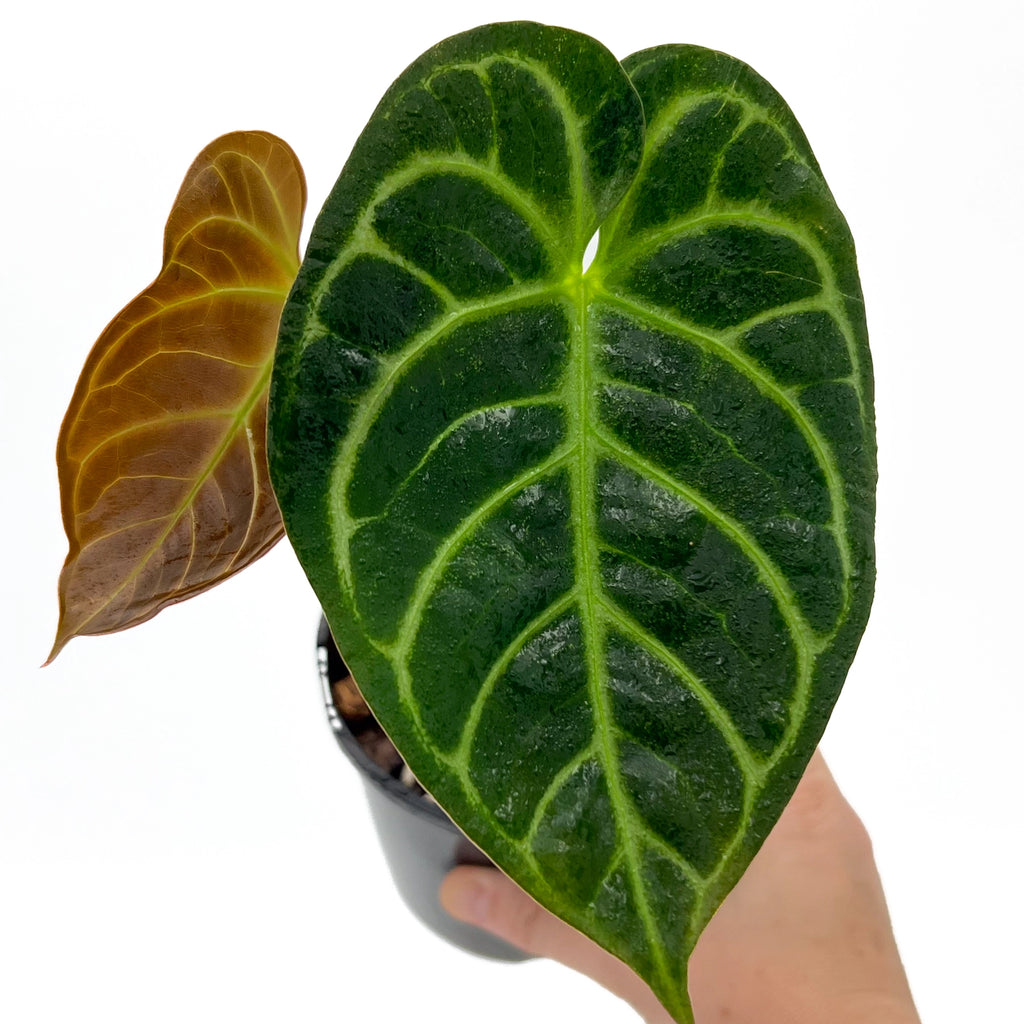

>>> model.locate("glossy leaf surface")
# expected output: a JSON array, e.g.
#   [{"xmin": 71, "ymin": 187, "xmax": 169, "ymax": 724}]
[
  {"xmin": 50, "ymin": 131, "xmax": 306, "ymax": 661},
  {"xmin": 269, "ymin": 25, "xmax": 874, "ymax": 1023}
]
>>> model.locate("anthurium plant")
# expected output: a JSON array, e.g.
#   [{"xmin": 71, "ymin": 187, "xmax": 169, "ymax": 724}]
[{"xmin": 49, "ymin": 23, "xmax": 874, "ymax": 1024}]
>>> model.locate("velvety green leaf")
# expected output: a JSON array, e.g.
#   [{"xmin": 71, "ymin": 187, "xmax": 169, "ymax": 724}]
[
  {"xmin": 269, "ymin": 25, "xmax": 874, "ymax": 1023},
  {"xmin": 49, "ymin": 131, "xmax": 306, "ymax": 662}
]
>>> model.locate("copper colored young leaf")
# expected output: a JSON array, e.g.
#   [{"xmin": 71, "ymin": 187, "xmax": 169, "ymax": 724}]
[{"xmin": 49, "ymin": 131, "xmax": 306, "ymax": 661}]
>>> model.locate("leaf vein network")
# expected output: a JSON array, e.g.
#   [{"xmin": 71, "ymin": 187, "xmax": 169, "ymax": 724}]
[
  {"xmin": 596, "ymin": 378, "xmax": 798, "ymax": 512},
  {"xmin": 595, "ymin": 539, "xmax": 768, "ymax": 679},
  {"xmin": 592, "ymin": 424, "xmax": 814, "ymax": 649},
  {"xmin": 327, "ymin": 284, "xmax": 563, "ymax": 586},
  {"xmin": 597, "ymin": 291, "xmax": 852, "ymax": 596},
  {"xmin": 450, "ymin": 589, "xmax": 578, "ymax": 765},
  {"xmin": 215, "ymin": 146, "xmax": 296, "ymax": 243},
  {"xmin": 170, "ymin": 214, "xmax": 298, "ymax": 274},
  {"xmin": 75, "ymin": 410, "xmax": 238, "ymax": 470},
  {"xmin": 597, "ymin": 596, "xmax": 763, "ymax": 785},
  {"xmin": 386, "ymin": 445, "xmax": 574, "ymax": 678},
  {"xmin": 87, "ymin": 287, "xmax": 286, "ymax": 384},
  {"xmin": 71, "ymin": 358, "xmax": 275, "ymax": 627},
  {"xmin": 309, "ymin": 153, "xmax": 563, "ymax": 322}
]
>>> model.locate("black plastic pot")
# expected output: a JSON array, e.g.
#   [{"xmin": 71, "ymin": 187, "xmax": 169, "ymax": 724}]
[{"xmin": 317, "ymin": 618, "xmax": 532, "ymax": 962}]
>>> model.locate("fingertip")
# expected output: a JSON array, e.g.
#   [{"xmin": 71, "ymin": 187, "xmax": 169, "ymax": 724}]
[{"xmin": 439, "ymin": 866, "xmax": 494, "ymax": 926}]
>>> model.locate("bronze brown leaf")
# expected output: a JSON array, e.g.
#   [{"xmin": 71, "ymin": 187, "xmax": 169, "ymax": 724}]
[{"xmin": 48, "ymin": 131, "xmax": 306, "ymax": 662}]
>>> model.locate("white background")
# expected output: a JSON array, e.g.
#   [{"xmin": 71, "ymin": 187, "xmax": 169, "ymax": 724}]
[{"xmin": 3, "ymin": 1, "xmax": 1020, "ymax": 1021}]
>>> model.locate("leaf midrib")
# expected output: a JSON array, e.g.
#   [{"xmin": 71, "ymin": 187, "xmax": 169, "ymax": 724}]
[{"xmin": 570, "ymin": 273, "xmax": 677, "ymax": 997}]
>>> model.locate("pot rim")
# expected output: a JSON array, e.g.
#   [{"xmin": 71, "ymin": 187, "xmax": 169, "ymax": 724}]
[{"xmin": 317, "ymin": 616, "xmax": 457, "ymax": 830}]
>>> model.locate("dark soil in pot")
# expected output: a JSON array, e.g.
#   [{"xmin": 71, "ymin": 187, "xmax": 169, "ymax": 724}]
[{"xmin": 317, "ymin": 617, "xmax": 532, "ymax": 962}]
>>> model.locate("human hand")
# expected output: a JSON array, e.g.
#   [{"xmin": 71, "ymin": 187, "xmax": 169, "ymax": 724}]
[{"xmin": 440, "ymin": 751, "xmax": 920, "ymax": 1024}]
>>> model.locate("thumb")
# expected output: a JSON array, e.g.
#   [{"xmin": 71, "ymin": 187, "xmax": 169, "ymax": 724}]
[{"xmin": 439, "ymin": 866, "xmax": 673, "ymax": 1023}]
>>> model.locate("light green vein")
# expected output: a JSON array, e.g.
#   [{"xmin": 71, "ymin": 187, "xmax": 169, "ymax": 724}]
[
  {"xmin": 418, "ymin": 58, "xmax": 503, "ymax": 173},
  {"xmin": 451, "ymin": 590, "xmax": 578, "ymax": 766},
  {"xmin": 597, "ymin": 90, "xmax": 717, "ymax": 247},
  {"xmin": 599, "ymin": 88, "xmax": 796, "ymax": 252},
  {"xmin": 521, "ymin": 742, "xmax": 598, "ymax": 870},
  {"xmin": 591, "ymin": 427, "xmax": 818, "ymax": 926},
  {"xmin": 353, "ymin": 233, "xmax": 460, "ymax": 311},
  {"xmin": 597, "ymin": 597, "xmax": 764, "ymax": 787},
  {"xmin": 596, "ymin": 207, "xmax": 819, "ymax": 284},
  {"xmin": 351, "ymin": 397, "xmax": 563, "ymax": 532},
  {"xmin": 592, "ymin": 423, "xmax": 818, "ymax": 663},
  {"xmin": 568, "ymin": 274, "xmax": 675, "ymax": 998},
  {"xmin": 326, "ymin": 282, "xmax": 563, "ymax": 591},
  {"xmin": 594, "ymin": 206, "xmax": 866, "ymax": 421},
  {"xmin": 706, "ymin": 107, "xmax": 757, "ymax": 195},
  {"xmin": 500, "ymin": 54, "xmax": 588, "ymax": 249},
  {"xmin": 372, "ymin": 155, "xmax": 561, "ymax": 253},
  {"xmin": 592, "ymin": 847, "xmax": 627, "ymax": 895},
  {"xmin": 596, "ymin": 290, "xmax": 853, "ymax": 606},
  {"xmin": 719, "ymin": 294, "xmax": 841, "ymax": 341},
  {"xmin": 597, "ymin": 540, "xmax": 770, "ymax": 680},
  {"xmin": 597, "ymin": 379, "xmax": 797, "ymax": 515},
  {"xmin": 432, "ymin": 52, "xmax": 591, "ymax": 249},
  {"xmin": 315, "ymin": 47, "xmax": 598, "ymax": 599},
  {"xmin": 384, "ymin": 444, "xmax": 574, "ymax": 699},
  {"xmin": 410, "ymin": 743, "xmax": 529, "ymax": 858},
  {"xmin": 307, "ymin": 153, "xmax": 564, "ymax": 327},
  {"xmin": 642, "ymin": 832, "xmax": 704, "ymax": 892},
  {"xmin": 588, "ymin": 70, "xmax": 866, "ymax": 427}
]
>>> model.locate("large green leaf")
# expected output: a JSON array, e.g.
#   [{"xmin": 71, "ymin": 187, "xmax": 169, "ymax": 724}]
[{"xmin": 269, "ymin": 23, "xmax": 874, "ymax": 1023}]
